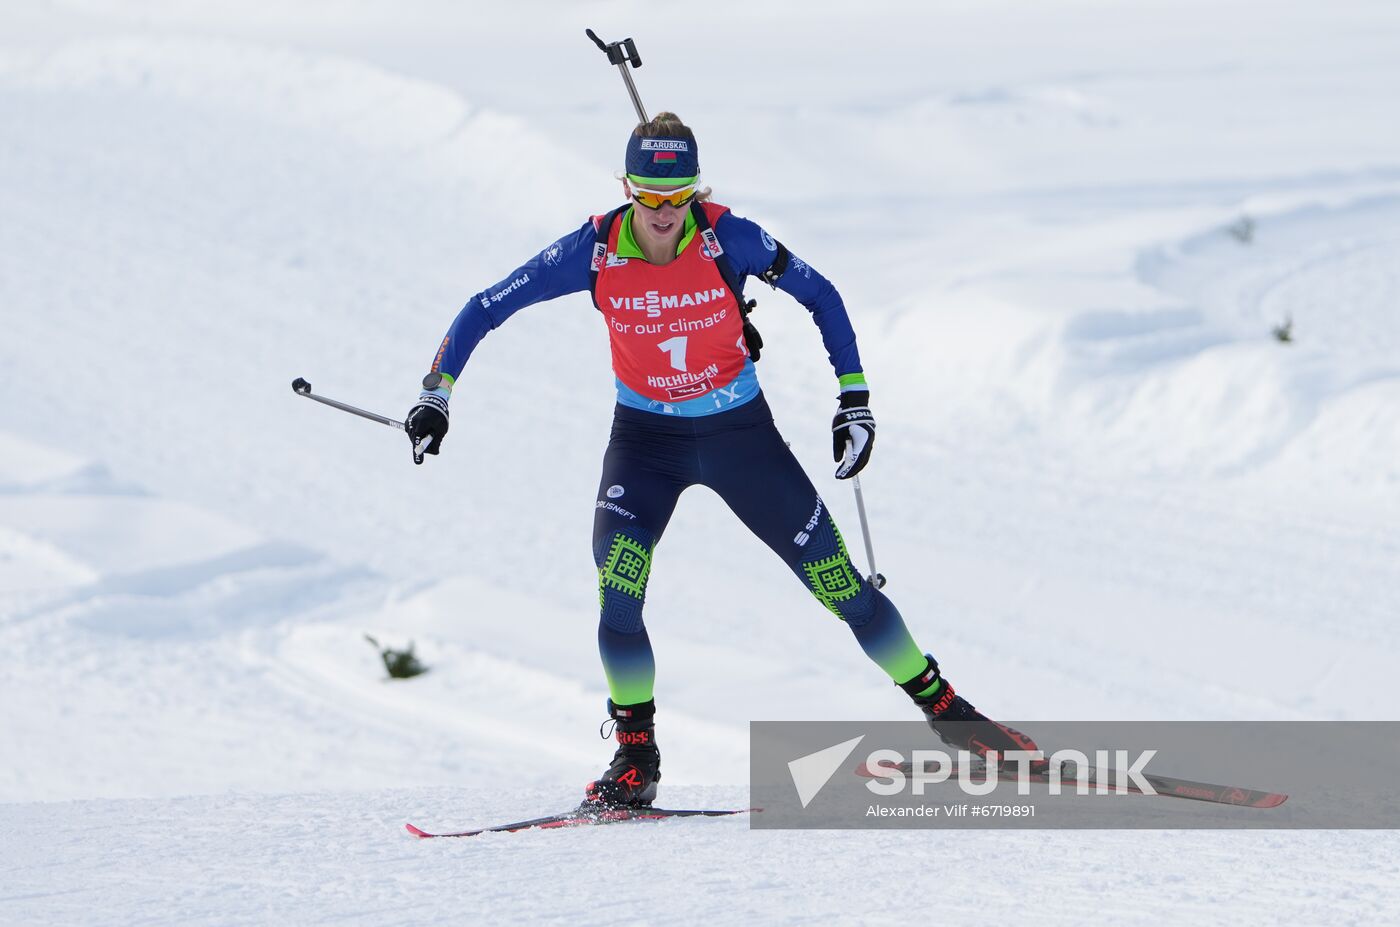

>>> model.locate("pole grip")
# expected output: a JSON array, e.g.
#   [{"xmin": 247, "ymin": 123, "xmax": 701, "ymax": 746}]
[
  {"xmin": 586, "ymin": 28, "xmax": 649, "ymax": 124},
  {"xmin": 291, "ymin": 377, "xmax": 406, "ymax": 431},
  {"xmin": 412, "ymin": 434, "xmax": 435, "ymax": 465}
]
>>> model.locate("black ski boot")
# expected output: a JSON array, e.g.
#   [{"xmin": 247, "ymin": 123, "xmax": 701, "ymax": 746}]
[
  {"xmin": 901, "ymin": 656, "xmax": 1040, "ymax": 763},
  {"xmin": 585, "ymin": 699, "xmax": 661, "ymax": 807}
]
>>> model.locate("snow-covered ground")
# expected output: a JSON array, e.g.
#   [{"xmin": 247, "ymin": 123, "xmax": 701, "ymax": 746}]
[{"xmin": 3, "ymin": 1, "xmax": 1399, "ymax": 923}]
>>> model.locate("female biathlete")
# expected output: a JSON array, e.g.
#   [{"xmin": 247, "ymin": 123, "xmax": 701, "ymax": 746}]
[{"xmin": 406, "ymin": 113, "xmax": 1035, "ymax": 807}]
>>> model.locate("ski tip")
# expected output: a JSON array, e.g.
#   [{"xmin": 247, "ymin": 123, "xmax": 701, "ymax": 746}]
[
  {"xmin": 1254, "ymin": 793, "xmax": 1289, "ymax": 809},
  {"xmin": 405, "ymin": 823, "xmax": 433, "ymax": 838},
  {"xmin": 853, "ymin": 761, "xmax": 908, "ymax": 779}
]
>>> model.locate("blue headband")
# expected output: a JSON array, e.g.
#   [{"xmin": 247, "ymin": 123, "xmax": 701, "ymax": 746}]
[{"xmin": 625, "ymin": 133, "xmax": 700, "ymax": 181}]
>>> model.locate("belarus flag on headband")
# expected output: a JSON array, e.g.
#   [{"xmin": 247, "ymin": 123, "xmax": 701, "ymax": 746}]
[{"xmin": 653, "ymin": 151, "xmax": 677, "ymax": 163}]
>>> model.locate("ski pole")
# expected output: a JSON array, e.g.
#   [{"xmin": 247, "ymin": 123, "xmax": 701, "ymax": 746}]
[
  {"xmin": 290, "ymin": 377, "xmax": 433, "ymax": 457},
  {"xmin": 850, "ymin": 473, "xmax": 887, "ymax": 590},
  {"xmin": 585, "ymin": 28, "xmax": 649, "ymax": 124}
]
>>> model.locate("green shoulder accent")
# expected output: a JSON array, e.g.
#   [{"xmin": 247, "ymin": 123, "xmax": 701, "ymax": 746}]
[
  {"xmin": 616, "ymin": 206, "xmax": 643, "ymax": 258},
  {"xmin": 676, "ymin": 211, "xmax": 699, "ymax": 254},
  {"xmin": 676, "ymin": 210, "xmax": 699, "ymax": 255},
  {"xmin": 616, "ymin": 206, "xmax": 699, "ymax": 261}
]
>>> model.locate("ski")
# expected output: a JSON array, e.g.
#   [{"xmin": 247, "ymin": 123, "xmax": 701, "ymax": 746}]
[
  {"xmin": 856, "ymin": 761, "xmax": 1287, "ymax": 808},
  {"xmin": 406, "ymin": 804, "xmax": 757, "ymax": 838}
]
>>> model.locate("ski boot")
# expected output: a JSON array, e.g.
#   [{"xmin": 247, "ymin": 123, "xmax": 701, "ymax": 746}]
[
  {"xmin": 901, "ymin": 656, "xmax": 1040, "ymax": 764},
  {"xmin": 585, "ymin": 699, "xmax": 661, "ymax": 807}
]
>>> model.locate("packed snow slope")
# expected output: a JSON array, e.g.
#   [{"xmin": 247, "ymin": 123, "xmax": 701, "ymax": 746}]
[{"xmin": 3, "ymin": 1, "xmax": 1400, "ymax": 923}]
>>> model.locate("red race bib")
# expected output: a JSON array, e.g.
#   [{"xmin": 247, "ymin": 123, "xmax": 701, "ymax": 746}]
[{"xmin": 594, "ymin": 203, "xmax": 749, "ymax": 403}]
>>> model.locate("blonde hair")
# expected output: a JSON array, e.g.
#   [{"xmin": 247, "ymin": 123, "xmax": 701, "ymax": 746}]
[{"xmin": 633, "ymin": 111, "xmax": 712, "ymax": 202}]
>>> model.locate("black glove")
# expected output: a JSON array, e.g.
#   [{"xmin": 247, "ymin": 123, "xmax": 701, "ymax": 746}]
[
  {"xmin": 406, "ymin": 374, "xmax": 450, "ymax": 465},
  {"xmin": 831, "ymin": 389, "xmax": 876, "ymax": 479}
]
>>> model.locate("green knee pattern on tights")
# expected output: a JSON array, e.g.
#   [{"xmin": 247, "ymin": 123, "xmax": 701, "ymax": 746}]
[
  {"xmin": 802, "ymin": 524, "xmax": 862, "ymax": 618},
  {"xmin": 599, "ymin": 534, "xmax": 652, "ymax": 605}
]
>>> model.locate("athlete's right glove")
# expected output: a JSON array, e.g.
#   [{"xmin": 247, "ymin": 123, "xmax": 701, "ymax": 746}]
[
  {"xmin": 832, "ymin": 389, "xmax": 876, "ymax": 479},
  {"xmin": 406, "ymin": 373, "xmax": 451, "ymax": 465}
]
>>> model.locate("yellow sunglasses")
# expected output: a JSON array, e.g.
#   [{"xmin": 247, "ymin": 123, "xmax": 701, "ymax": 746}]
[{"xmin": 628, "ymin": 177, "xmax": 699, "ymax": 210}]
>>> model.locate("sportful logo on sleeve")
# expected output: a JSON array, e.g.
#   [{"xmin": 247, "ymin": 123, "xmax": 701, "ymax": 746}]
[{"xmin": 480, "ymin": 274, "xmax": 530, "ymax": 308}]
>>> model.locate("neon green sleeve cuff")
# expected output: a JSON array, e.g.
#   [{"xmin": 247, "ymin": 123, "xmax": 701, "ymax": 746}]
[{"xmin": 838, "ymin": 373, "xmax": 868, "ymax": 392}]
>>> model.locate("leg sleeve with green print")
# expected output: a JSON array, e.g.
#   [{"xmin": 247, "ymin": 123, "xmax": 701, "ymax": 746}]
[
  {"xmin": 592, "ymin": 414, "xmax": 686, "ymax": 708},
  {"xmin": 594, "ymin": 524, "xmax": 666, "ymax": 706},
  {"xmin": 693, "ymin": 404, "xmax": 930, "ymax": 687},
  {"xmin": 592, "ymin": 397, "xmax": 933, "ymax": 707}
]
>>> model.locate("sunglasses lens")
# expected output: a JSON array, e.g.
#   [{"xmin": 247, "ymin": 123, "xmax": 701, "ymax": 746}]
[{"xmin": 632, "ymin": 185, "xmax": 696, "ymax": 209}]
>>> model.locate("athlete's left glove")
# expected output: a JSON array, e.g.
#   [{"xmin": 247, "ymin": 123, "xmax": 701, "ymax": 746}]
[
  {"xmin": 406, "ymin": 372, "xmax": 451, "ymax": 465},
  {"xmin": 832, "ymin": 390, "xmax": 876, "ymax": 479}
]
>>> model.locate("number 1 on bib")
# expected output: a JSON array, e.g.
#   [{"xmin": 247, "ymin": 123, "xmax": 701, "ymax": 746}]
[{"xmin": 657, "ymin": 335, "xmax": 689, "ymax": 372}]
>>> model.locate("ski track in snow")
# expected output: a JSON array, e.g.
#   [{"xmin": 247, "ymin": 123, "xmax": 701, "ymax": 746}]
[
  {"xmin": 3, "ymin": 789, "xmax": 1399, "ymax": 926},
  {"xmin": 4, "ymin": 1, "xmax": 1400, "ymax": 922}
]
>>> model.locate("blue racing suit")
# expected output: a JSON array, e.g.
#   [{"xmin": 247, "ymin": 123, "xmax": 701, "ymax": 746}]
[{"xmin": 430, "ymin": 205, "xmax": 931, "ymax": 706}]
